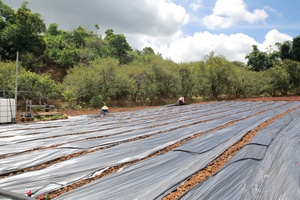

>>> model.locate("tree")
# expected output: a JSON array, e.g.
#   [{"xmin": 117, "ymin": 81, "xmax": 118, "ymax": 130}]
[
  {"xmin": 205, "ymin": 55, "xmax": 232, "ymax": 99},
  {"xmin": 95, "ymin": 24, "xmax": 100, "ymax": 35},
  {"xmin": 245, "ymin": 45, "xmax": 272, "ymax": 71},
  {"xmin": 178, "ymin": 64, "xmax": 195, "ymax": 99},
  {"xmin": 276, "ymin": 41, "xmax": 292, "ymax": 60},
  {"xmin": 292, "ymin": 36, "xmax": 300, "ymax": 62},
  {"xmin": 192, "ymin": 61, "xmax": 210, "ymax": 98},
  {"xmin": 20, "ymin": 52, "xmax": 44, "ymax": 74},
  {"xmin": 72, "ymin": 26, "xmax": 89, "ymax": 48},
  {"xmin": 142, "ymin": 47, "xmax": 155, "ymax": 55},
  {"xmin": 46, "ymin": 23, "xmax": 59, "ymax": 36},
  {"xmin": 283, "ymin": 59, "xmax": 300, "ymax": 94},
  {"xmin": 0, "ymin": 1, "xmax": 46, "ymax": 61},
  {"xmin": 227, "ymin": 66, "xmax": 249, "ymax": 98},
  {"xmin": 152, "ymin": 64, "xmax": 178, "ymax": 98},
  {"xmin": 104, "ymin": 29, "xmax": 132, "ymax": 64},
  {"xmin": 62, "ymin": 58, "xmax": 124, "ymax": 103},
  {"xmin": 266, "ymin": 66, "xmax": 290, "ymax": 96},
  {"xmin": 0, "ymin": 61, "xmax": 22, "ymax": 91}
]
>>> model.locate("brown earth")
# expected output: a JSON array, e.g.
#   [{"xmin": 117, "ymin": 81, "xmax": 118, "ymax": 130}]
[
  {"xmin": 60, "ymin": 106, "xmax": 156, "ymax": 117},
  {"xmin": 62, "ymin": 96, "xmax": 300, "ymax": 116},
  {"xmin": 44, "ymin": 96, "xmax": 300, "ymax": 116},
  {"xmin": 16, "ymin": 96, "xmax": 300, "ymax": 120}
]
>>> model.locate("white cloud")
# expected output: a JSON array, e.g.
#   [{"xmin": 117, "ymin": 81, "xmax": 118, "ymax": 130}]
[
  {"xmin": 154, "ymin": 31, "xmax": 257, "ymax": 63},
  {"xmin": 190, "ymin": 0, "xmax": 203, "ymax": 11},
  {"xmin": 264, "ymin": 6, "xmax": 283, "ymax": 19},
  {"xmin": 3, "ymin": 0, "xmax": 189, "ymax": 36},
  {"xmin": 203, "ymin": 0, "xmax": 268, "ymax": 29},
  {"xmin": 132, "ymin": 29, "xmax": 293, "ymax": 64},
  {"xmin": 258, "ymin": 29, "xmax": 293, "ymax": 52}
]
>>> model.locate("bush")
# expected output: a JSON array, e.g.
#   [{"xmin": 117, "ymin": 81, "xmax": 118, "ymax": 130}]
[{"xmin": 90, "ymin": 95, "xmax": 105, "ymax": 108}]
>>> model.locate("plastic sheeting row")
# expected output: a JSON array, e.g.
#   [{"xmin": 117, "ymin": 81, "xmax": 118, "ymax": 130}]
[{"xmin": 0, "ymin": 101, "xmax": 298, "ymax": 199}]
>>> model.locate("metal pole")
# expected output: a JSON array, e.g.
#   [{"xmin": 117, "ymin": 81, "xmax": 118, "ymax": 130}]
[{"xmin": 14, "ymin": 52, "xmax": 19, "ymax": 123}]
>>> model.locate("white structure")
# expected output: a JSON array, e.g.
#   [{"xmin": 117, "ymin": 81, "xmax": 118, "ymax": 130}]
[{"xmin": 0, "ymin": 98, "xmax": 16, "ymax": 124}]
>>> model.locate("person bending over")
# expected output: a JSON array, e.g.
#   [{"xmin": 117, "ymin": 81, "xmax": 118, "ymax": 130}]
[
  {"xmin": 100, "ymin": 105, "xmax": 109, "ymax": 117},
  {"xmin": 177, "ymin": 96, "xmax": 185, "ymax": 105}
]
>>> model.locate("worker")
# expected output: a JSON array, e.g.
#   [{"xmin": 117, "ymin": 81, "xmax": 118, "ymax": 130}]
[
  {"xmin": 177, "ymin": 96, "xmax": 185, "ymax": 105},
  {"xmin": 100, "ymin": 105, "xmax": 109, "ymax": 117}
]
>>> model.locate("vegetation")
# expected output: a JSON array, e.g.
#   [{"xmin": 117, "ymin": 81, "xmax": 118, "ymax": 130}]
[{"xmin": 1, "ymin": 1, "xmax": 300, "ymax": 110}]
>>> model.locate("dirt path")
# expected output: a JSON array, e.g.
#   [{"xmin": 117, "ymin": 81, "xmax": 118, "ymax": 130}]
[{"xmin": 61, "ymin": 96, "xmax": 300, "ymax": 117}]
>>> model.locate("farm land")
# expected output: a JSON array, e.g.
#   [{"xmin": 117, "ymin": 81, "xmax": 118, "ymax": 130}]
[{"xmin": 1, "ymin": 96, "xmax": 300, "ymax": 199}]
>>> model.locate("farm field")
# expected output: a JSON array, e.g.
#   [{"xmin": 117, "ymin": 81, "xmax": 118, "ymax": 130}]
[{"xmin": 1, "ymin": 99, "xmax": 300, "ymax": 200}]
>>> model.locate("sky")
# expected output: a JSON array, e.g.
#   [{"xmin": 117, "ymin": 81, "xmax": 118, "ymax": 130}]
[{"xmin": 2, "ymin": 0, "xmax": 299, "ymax": 63}]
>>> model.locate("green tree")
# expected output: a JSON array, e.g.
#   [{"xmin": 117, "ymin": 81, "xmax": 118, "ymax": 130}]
[
  {"xmin": 276, "ymin": 41, "xmax": 292, "ymax": 60},
  {"xmin": 283, "ymin": 59, "xmax": 300, "ymax": 94},
  {"xmin": 72, "ymin": 26, "xmax": 89, "ymax": 48},
  {"xmin": 104, "ymin": 29, "xmax": 132, "ymax": 64},
  {"xmin": 0, "ymin": 61, "xmax": 22, "ymax": 91},
  {"xmin": 46, "ymin": 23, "xmax": 59, "ymax": 36},
  {"xmin": 205, "ymin": 55, "xmax": 232, "ymax": 99},
  {"xmin": 245, "ymin": 45, "xmax": 272, "ymax": 71},
  {"xmin": 152, "ymin": 65, "xmax": 178, "ymax": 98},
  {"xmin": 142, "ymin": 47, "xmax": 155, "ymax": 55},
  {"xmin": 266, "ymin": 65, "xmax": 290, "ymax": 96},
  {"xmin": 193, "ymin": 61, "xmax": 210, "ymax": 98},
  {"xmin": 90, "ymin": 94, "xmax": 104, "ymax": 108},
  {"xmin": 0, "ymin": 1, "xmax": 46, "ymax": 61},
  {"xmin": 18, "ymin": 71, "xmax": 60, "ymax": 100},
  {"xmin": 178, "ymin": 64, "xmax": 195, "ymax": 99},
  {"xmin": 95, "ymin": 24, "xmax": 100, "ymax": 35},
  {"xmin": 248, "ymin": 71, "xmax": 270, "ymax": 97},
  {"xmin": 20, "ymin": 52, "xmax": 44, "ymax": 74},
  {"xmin": 62, "ymin": 58, "xmax": 123, "ymax": 103},
  {"xmin": 292, "ymin": 36, "xmax": 300, "ymax": 62},
  {"xmin": 43, "ymin": 27, "xmax": 81, "ymax": 69},
  {"xmin": 227, "ymin": 65, "xmax": 251, "ymax": 98}
]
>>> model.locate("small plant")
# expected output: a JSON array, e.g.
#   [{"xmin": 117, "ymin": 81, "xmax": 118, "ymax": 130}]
[
  {"xmin": 62, "ymin": 114, "xmax": 68, "ymax": 119},
  {"xmin": 90, "ymin": 95, "xmax": 105, "ymax": 108},
  {"xmin": 145, "ymin": 97, "xmax": 151, "ymax": 106},
  {"xmin": 73, "ymin": 104, "xmax": 82, "ymax": 110},
  {"xmin": 32, "ymin": 105, "xmax": 46, "ymax": 112},
  {"xmin": 51, "ymin": 115, "xmax": 61, "ymax": 120}
]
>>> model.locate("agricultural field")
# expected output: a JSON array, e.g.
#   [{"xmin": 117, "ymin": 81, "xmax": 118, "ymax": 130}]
[{"xmin": 0, "ymin": 99, "xmax": 300, "ymax": 200}]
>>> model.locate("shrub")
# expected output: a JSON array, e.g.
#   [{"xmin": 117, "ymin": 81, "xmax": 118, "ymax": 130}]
[{"xmin": 90, "ymin": 95, "xmax": 105, "ymax": 108}]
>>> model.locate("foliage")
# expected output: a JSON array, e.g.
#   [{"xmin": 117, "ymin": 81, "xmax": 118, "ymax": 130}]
[
  {"xmin": 20, "ymin": 52, "xmax": 43, "ymax": 73},
  {"xmin": 204, "ymin": 55, "xmax": 232, "ymax": 99},
  {"xmin": 104, "ymin": 29, "xmax": 133, "ymax": 64},
  {"xmin": 90, "ymin": 95, "xmax": 105, "ymax": 108},
  {"xmin": 245, "ymin": 45, "xmax": 273, "ymax": 71},
  {"xmin": 62, "ymin": 58, "xmax": 123, "ymax": 103},
  {"xmin": 177, "ymin": 63, "xmax": 195, "ymax": 98},
  {"xmin": 276, "ymin": 41, "xmax": 293, "ymax": 60},
  {"xmin": 227, "ymin": 65, "xmax": 251, "ymax": 98},
  {"xmin": 292, "ymin": 36, "xmax": 300, "ymax": 62},
  {"xmin": 283, "ymin": 59, "xmax": 300, "ymax": 94},
  {"xmin": 0, "ymin": 61, "xmax": 59, "ymax": 100},
  {"xmin": 0, "ymin": 61, "xmax": 23, "ymax": 93},
  {"xmin": 0, "ymin": 1, "xmax": 46, "ymax": 61},
  {"xmin": 18, "ymin": 71, "xmax": 60, "ymax": 100},
  {"xmin": 266, "ymin": 65, "xmax": 290, "ymax": 96}
]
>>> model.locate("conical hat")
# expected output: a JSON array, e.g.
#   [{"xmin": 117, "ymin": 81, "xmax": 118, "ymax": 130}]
[{"xmin": 102, "ymin": 106, "xmax": 108, "ymax": 110}]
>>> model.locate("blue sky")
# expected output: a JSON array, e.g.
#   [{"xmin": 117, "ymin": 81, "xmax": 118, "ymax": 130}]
[{"xmin": 2, "ymin": 0, "xmax": 299, "ymax": 63}]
